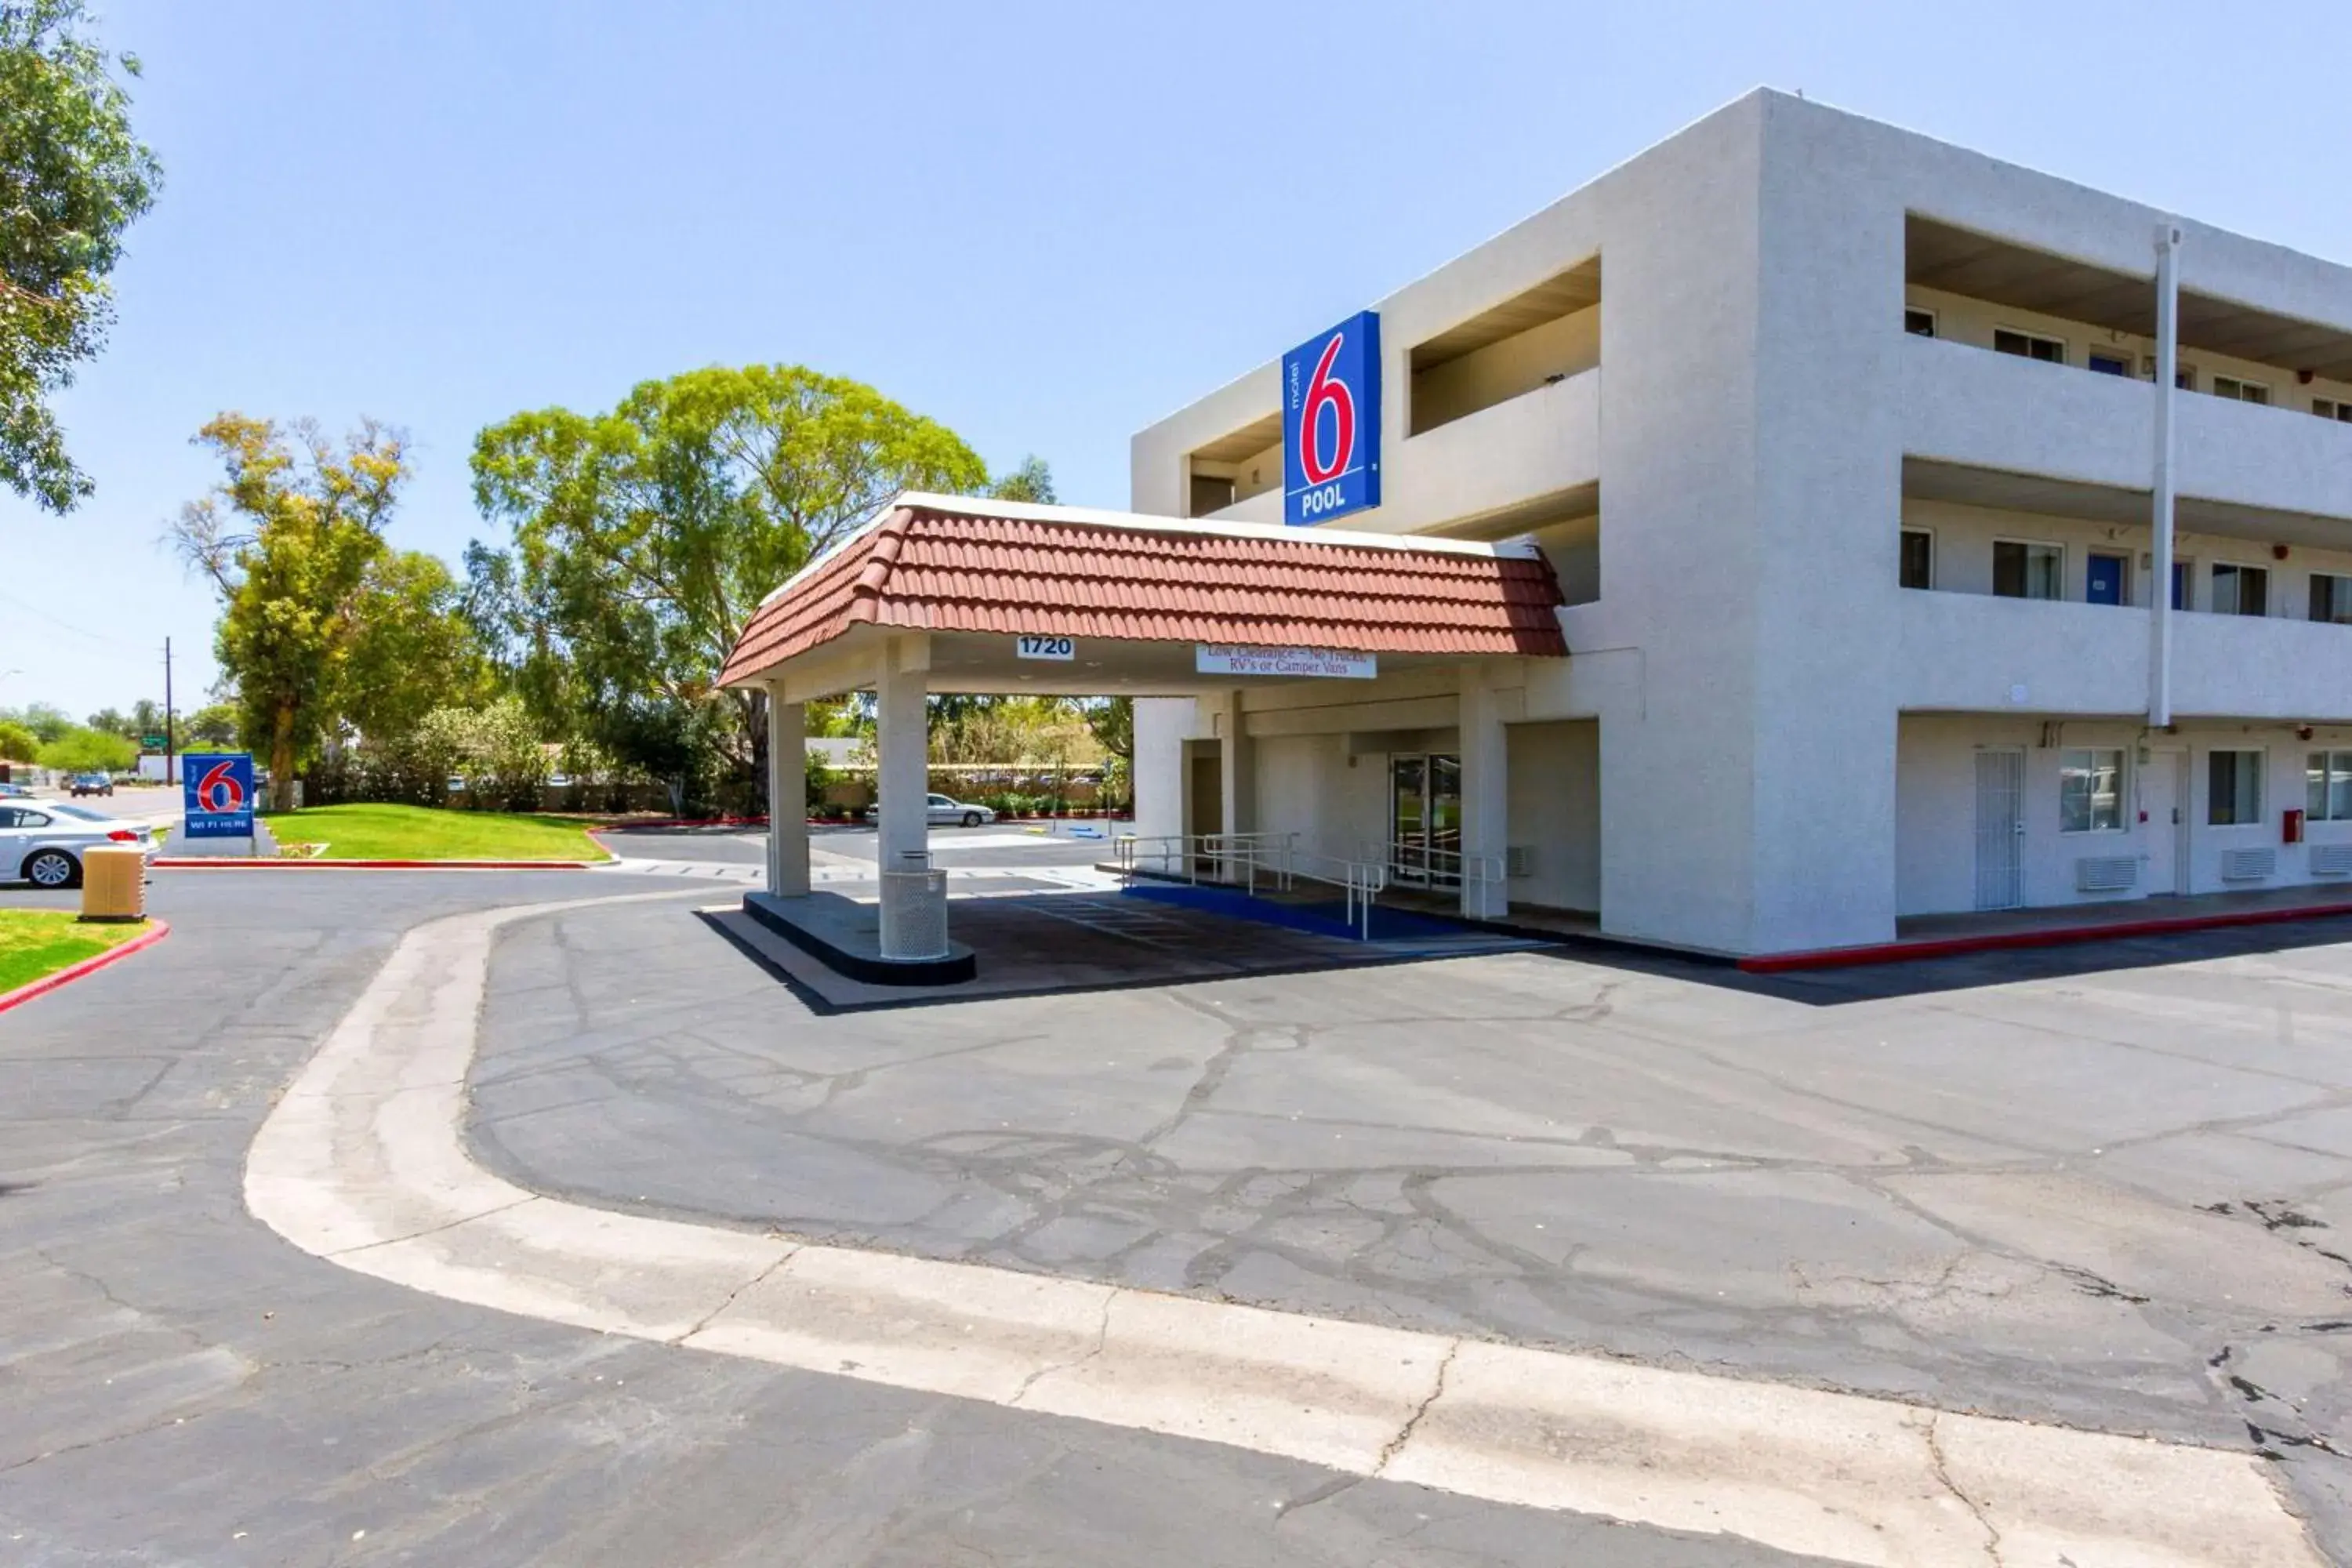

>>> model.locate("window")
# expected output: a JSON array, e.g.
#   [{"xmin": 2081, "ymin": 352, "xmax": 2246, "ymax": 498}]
[
  {"xmin": 1994, "ymin": 328, "xmax": 2063, "ymax": 364},
  {"xmin": 2212, "ymin": 563, "xmax": 2270, "ymax": 616},
  {"xmin": 1899, "ymin": 528, "xmax": 1933, "ymax": 589},
  {"xmin": 2314, "ymin": 574, "xmax": 2352, "ymax": 626},
  {"xmin": 2087, "ymin": 350, "xmax": 2132, "ymax": 376},
  {"xmin": 2212, "ymin": 376, "xmax": 2270, "ymax": 405},
  {"xmin": 2060, "ymin": 749, "xmax": 2125, "ymax": 833},
  {"xmin": 1992, "ymin": 540, "xmax": 2063, "ymax": 600},
  {"xmin": 1904, "ymin": 308, "xmax": 1936, "ymax": 338},
  {"xmin": 2308, "ymin": 753, "xmax": 2352, "ymax": 822},
  {"xmin": 2316, "ymin": 397, "xmax": 2352, "ymax": 423},
  {"xmin": 2143, "ymin": 356, "xmax": 2196, "ymax": 391},
  {"xmin": 2209, "ymin": 750, "xmax": 2265, "ymax": 826}
]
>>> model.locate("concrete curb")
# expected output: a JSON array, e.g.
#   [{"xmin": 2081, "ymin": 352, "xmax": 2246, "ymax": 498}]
[
  {"xmin": 240, "ymin": 893, "xmax": 2326, "ymax": 1568},
  {"xmin": 153, "ymin": 858, "xmax": 601, "ymax": 870},
  {"xmin": 0, "ymin": 918, "xmax": 170, "ymax": 1016},
  {"xmin": 1740, "ymin": 898, "xmax": 2352, "ymax": 972}
]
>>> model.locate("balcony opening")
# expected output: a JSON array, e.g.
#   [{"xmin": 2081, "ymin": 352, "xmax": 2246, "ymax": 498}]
[
  {"xmin": 1407, "ymin": 255, "xmax": 1599, "ymax": 437},
  {"xmin": 1183, "ymin": 412, "xmax": 1282, "ymax": 518},
  {"xmin": 1905, "ymin": 213, "xmax": 2352, "ymax": 418}
]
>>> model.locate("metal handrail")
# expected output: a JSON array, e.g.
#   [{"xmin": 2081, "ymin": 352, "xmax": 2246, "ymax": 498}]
[
  {"xmin": 1363, "ymin": 837, "xmax": 1505, "ymax": 893},
  {"xmin": 1114, "ymin": 831, "xmax": 1388, "ymax": 939}
]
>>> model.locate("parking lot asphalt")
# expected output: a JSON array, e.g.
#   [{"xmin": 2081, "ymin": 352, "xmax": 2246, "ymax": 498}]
[
  {"xmin": 466, "ymin": 880, "xmax": 2352, "ymax": 1555},
  {"xmin": 0, "ymin": 863, "xmax": 1824, "ymax": 1567}
]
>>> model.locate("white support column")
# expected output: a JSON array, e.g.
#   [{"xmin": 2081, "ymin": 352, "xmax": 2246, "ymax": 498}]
[
  {"xmin": 873, "ymin": 637, "xmax": 931, "ymax": 875},
  {"xmin": 2150, "ymin": 222, "xmax": 2183, "ymax": 729},
  {"xmin": 764, "ymin": 684, "xmax": 809, "ymax": 898},
  {"xmin": 1458, "ymin": 665, "xmax": 1510, "ymax": 920},
  {"xmin": 1218, "ymin": 689, "xmax": 1254, "ymax": 881}
]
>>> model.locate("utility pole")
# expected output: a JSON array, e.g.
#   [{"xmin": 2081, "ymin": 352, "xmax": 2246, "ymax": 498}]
[{"xmin": 163, "ymin": 637, "xmax": 176, "ymax": 786}]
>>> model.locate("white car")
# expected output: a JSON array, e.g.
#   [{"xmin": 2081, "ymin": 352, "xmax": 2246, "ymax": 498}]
[
  {"xmin": 0, "ymin": 802, "xmax": 156, "ymax": 888},
  {"xmin": 862, "ymin": 793, "xmax": 998, "ymax": 829}
]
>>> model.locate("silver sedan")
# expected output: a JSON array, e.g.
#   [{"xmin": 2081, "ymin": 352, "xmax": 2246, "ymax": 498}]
[{"xmin": 0, "ymin": 802, "xmax": 158, "ymax": 888}]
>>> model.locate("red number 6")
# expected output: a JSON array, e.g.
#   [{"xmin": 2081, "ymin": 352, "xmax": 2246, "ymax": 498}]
[{"xmin": 1300, "ymin": 333, "xmax": 1355, "ymax": 485}]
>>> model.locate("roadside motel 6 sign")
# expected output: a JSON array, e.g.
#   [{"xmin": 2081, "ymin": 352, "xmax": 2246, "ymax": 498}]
[
  {"xmin": 182, "ymin": 751, "xmax": 256, "ymax": 839},
  {"xmin": 1283, "ymin": 310, "xmax": 1381, "ymax": 526}
]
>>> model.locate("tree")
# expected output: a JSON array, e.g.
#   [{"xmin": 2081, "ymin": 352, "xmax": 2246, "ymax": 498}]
[
  {"xmin": 337, "ymin": 550, "xmax": 489, "ymax": 745},
  {"xmin": 85, "ymin": 704, "xmax": 132, "ymax": 739},
  {"xmin": 0, "ymin": 0, "xmax": 162, "ymax": 513},
  {"xmin": 467, "ymin": 364, "xmax": 992, "ymax": 807},
  {"xmin": 988, "ymin": 455, "xmax": 1056, "ymax": 504},
  {"xmin": 38, "ymin": 722, "xmax": 132, "ymax": 772},
  {"xmin": 0, "ymin": 701, "xmax": 71, "ymax": 743},
  {"xmin": 129, "ymin": 696, "xmax": 160, "ymax": 738},
  {"xmin": 170, "ymin": 413, "xmax": 483, "ymax": 789},
  {"xmin": 180, "ymin": 701, "xmax": 238, "ymax": 748},
  {"xmin": 0, "ymin": 718, "xmax": 37, "ymax": 760}
]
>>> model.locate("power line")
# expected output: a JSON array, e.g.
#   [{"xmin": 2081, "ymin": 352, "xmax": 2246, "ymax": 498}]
[{"xmin": 0, "ymin": 587, "xmax": 115, "ymax": 645}]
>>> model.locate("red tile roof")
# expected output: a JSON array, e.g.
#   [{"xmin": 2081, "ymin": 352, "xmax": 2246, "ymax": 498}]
[{"xmin": 718, "ymin": 499, "xmax": 1567, "ymax": 685}]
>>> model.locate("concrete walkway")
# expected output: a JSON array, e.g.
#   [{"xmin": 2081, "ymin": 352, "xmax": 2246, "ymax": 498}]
[{"xmin": 244, "ymin": 892, "xmax": 2325, "ymax": 1567}]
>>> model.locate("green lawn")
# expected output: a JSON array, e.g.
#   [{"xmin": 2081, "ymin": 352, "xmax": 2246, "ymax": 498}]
[
  {"xmin": 0, "ymin": 909, "xmax": 147, "ymax": 994},
  {"xmin": 261, "ymin": 804, "xmax": 611, "ymax": 862}
]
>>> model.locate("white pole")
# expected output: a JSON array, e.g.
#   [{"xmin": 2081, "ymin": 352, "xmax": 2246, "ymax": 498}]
[{"xmin": 2150, "ymin": 222, "xmax": 2183, "ymax": 729}]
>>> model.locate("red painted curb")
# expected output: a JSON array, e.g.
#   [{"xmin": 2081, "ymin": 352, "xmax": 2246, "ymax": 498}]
[
  {"xmin": 1738, "ymin": 899, "xmax": 2352, "ymax": 973},
  {"xmin": 0, "ymin": 920, "xmax": 171, "ymax": 1016},
  {"xmin": 152, "ymin": 858, "xmax": 600, "ymax": 870},
  {"xmin": 593, "ymin": 816, "xmax": 770, "ymax": 831}
]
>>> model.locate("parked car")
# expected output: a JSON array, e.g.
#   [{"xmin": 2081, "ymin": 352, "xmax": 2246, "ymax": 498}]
[
  {"xmin": 69, "ymin": 772, "xmax": 114, "ymax": 798},
  {"xmin": 0, "ymin": 781, "xmax": 33, "ymax": 799},
  {"xmin": 859, "ymin": 793, "xmax": 998, "ymax": 829},
  {"xmin": 0, "ymin": 802, "xmax": 155, "ymax": 888}
]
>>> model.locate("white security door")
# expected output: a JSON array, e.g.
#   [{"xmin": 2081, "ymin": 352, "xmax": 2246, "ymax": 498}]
[
  {"xmin": 2141, "ymin": 753, "xmax": 2186, "ymax": 896},
  {"xmin": 1973, "ymin": 749, "xmax": 2025, "ymax": 911}
]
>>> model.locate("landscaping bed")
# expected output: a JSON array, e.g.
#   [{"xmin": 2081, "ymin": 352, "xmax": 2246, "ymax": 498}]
[
  {"xmin": 0, "ymin": 909, "xmax": 148, "ymax": 994},
  {"xmin": 256, "ymin": 803, "xmax": 611, "ymax": 862}
]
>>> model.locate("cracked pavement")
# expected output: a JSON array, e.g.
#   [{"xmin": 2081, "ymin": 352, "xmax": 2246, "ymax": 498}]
[
  {"xmin": 1, "ymin": 866, "xmax": 1824, "ymax": 1566},
  {"xmin": 466, "ymin": 880, "xmax": 2352, "ymax": 1559}
]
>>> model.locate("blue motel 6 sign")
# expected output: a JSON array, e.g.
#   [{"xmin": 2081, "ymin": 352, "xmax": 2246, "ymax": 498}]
[
  {"xmin": 1283, "ymin": 310, "xmax": 1381, "ymax": 526},
  {"xmin": 182, "ymin": 752, "xmax": 256, "ymax": 839}
]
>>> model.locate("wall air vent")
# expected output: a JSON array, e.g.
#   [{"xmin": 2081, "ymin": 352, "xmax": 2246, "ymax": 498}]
[
  {"xmin": 2310, "ymin": 844, "xmax": 2352, "ymax": 877},
  {"xmin": 2221, "ymin": 848, "xmax": 2278, "ymax": 881},
  {"xmin": 2074, "ymin": 856, "xmax": 2139, "ymax": 893}
]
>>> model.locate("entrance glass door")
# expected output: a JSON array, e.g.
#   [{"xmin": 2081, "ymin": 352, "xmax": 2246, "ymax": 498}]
[{"xmin": 1389, "ymin": 754, "xmax": 1463, "ymax": 888}]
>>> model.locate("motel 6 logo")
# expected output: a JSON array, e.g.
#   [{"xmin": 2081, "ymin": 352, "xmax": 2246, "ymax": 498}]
[
  {"xmin": 1283, "ymin": 309, "xmax": 1382, "ymax": 526},
  {"xmin": 194, "ymin": 759, "xmax": 245, "ymax": 811}
]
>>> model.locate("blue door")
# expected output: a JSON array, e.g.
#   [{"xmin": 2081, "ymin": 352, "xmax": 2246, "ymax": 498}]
[
  {"xmin": 2172, "ymin": 560, "xmax": 2189, "ymax": 609},
  {"xmin": 2086, "ymin": 553, "xmax": 2126, "ymax": 606}
]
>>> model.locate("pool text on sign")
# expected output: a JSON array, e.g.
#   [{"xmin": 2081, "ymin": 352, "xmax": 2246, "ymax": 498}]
[
  {"xmin": 1283, "ymin": 310, "xmax": 1382, "ymax": 527},
  {"xmin": 1196, "ymin": 645, "xmax": 1377, "ymax": 680},
  {"xmin": 1015, "ymin": 635, "xmax": 1074, "ymax": 661},
  {"xmin": 182, "ymin": 752, "xmax": 256, "ymax": 840}
]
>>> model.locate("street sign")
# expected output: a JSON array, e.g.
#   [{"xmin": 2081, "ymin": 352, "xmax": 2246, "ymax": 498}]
[
  {"xmin": 1283, "ymin": 310, "xmax": 1381, "ymax": 527},
  {"xmin": 1196, "ymin": 644, "xmax": 1377, "ymax": 680},
  {"xmin": 140, "ymin": 733, "xmax": 165, "ymax": 749},
  {"xmin": 1015, "ymin": 634, "xmax": 1075, "ymax": 660},
  {"xmin": 183, "ymin": 752, "xmax": 256, "ymax": 840}
]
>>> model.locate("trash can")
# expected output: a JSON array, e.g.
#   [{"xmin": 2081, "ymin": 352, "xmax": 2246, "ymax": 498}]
[
  {"xmin": 79, "ymin": 844, "xmax": 148, "ymax": 924},
  {"xmin": 878, "ymin": 851, "xmax": 949, "ymax": 960}
]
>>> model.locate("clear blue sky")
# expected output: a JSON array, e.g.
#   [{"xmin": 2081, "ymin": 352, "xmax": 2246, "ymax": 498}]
[{"xmin": 5, "ymin": 0, "xmax": 2348, "ymax": 722}]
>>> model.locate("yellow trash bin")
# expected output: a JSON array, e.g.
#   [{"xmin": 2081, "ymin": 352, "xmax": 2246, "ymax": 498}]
[{"xmin": 80, "ymin": 843, "xmax": 148, "ymax": 923}]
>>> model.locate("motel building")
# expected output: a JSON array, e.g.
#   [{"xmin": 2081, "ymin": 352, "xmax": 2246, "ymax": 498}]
[{"xmin": 723, "ymin": 89, "xmax": 2352, "ymax": 969}]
